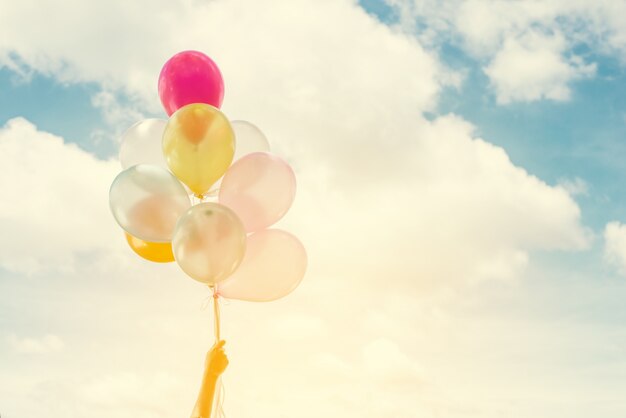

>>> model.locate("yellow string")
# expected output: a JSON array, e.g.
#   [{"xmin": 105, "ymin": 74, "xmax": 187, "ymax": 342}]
[{"xmin": 214, "ymin": 377, "xmax": 225, "ymax": 418}]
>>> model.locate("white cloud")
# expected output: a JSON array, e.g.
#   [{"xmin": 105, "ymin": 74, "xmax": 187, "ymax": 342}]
[
  {"xmin": 296, "ymin": 114, "xmax": 590, "ymax": 290},
  {"xmin": 266, "ymin": 314, "xmax": 327, "ymax": 340},
  {"xmin": 91, "ymin": 91, "xmax": 143, "ymax": 127},
  {"xmin": 453, "ymin": 1, "xmax": 566, "ymax": 56},
  {"xmin": 558, "ymin": 177, "xmax": 589, "ymax": 197},
  {"xmin": 604, "ymin": 221, "xmax": 626, "ymax": 276},
  {"xmin": 8, "ymin": 333, "xmax": 65, "ymax": 353},
  {"xmin": 0, "ymin": 117, "xmax": 122, "ymax": 275},
  {"xmin": 77, "ymin": 372, "xmax": 181, "ymax": 413},
  {"xmin": 484, "ymin": 31, "xmax": 596, "ymax": 103},
  {"xmin": 388, "ymin": 0, "xmax": 626, "ymax": 104},
  {"xmin": 362, "ymin": 338, "xmax": 423, "ymax": 382}
]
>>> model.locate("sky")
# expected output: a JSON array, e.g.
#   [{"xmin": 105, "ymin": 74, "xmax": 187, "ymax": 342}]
[{"xmin": 1, "ymin": 0, "xmax": 626, "ymax": 417}]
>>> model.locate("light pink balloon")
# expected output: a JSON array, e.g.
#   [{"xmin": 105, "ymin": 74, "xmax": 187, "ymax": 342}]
[
  {"xmin": 217, "ymin": 229, "xmax": 307, "ymax": 302},
  {"xmin": 218, "ymin": 152, "xmax": 296, "ymax": 232}
]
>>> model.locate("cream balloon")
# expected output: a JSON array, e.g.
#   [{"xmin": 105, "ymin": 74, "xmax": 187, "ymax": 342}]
[
  {"xmin": 231, "ymin": 120, "xmax": 270, "ymax": 161},
  {"xmin": 172, "ymin": 203, "xmax": 246, "ymax": 285},
  {"xmin": 218, "ymin": 152, "xmax": 296, "ymax": 232},
  {"xmin": 119, "ymin": 119, "xmax": 168, "ymax": 169},
  {"xmin": 217, "ymin": 229, "xmax": 307, "ymax": 302},
  {"xmin": 207, "ymin": 120, "xmax": 271, "ymax": 195},
  {"xmin": 109, "ymin": 165, "xmax": 191, "ymax": 242}
]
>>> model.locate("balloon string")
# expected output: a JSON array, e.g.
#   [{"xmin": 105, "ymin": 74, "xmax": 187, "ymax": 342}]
[
  {"xmin": 214, "ymin": 377, "xmax": 226, "ymax": 418},
  {"xmin": 213, "ymin": 288, "xmax": 220, "ymax": 341},
  {"xmin": 212, "ymin": 287, "xmax": 225, "ymax": 418}
]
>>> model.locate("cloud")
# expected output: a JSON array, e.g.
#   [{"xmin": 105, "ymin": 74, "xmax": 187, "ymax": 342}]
[
  {"xmin": 7, "ymin": 333, "xmax": 65, "ymax": 353},
  {"xmin": 0, "ymin": 370, "xmax": 183, "ymax": 418},
  {"xmin": 290, "ymin": 114, "xmax": 590, "ymax": 293},
  {"xmin": 484, "ymin": 31, "xmax": 596, "ymax": 103},
  {"xmin": 453, "ymin": 1, "xmax": 566, "ymax": 56},
  {"xmin": 386, "ymin": 0, "xmax": 626, "ymax": 104},
  {"xmin": 77, "ymin": 372, "xmax": 181, "ymax": 413},
  {"xmin": 362, "ymin": 338, "xmax": 423, "ymax": 382},
  {"xmin": 558, "ymin": 177, "xmax": 589, "ymax": 197},
  {"xmin": 266, "ymin": 314, "xmax": 327, "ymax": 340},
  {"xmin": 90, "ymin": 90, "xmax": 147, "ymax": 145},
  {"xmin": 0, "ymin": 117, "xmax": 122, "ymax": 275},
  {"xmin": 604, "ymin": 221, "xmax": 626, "ymax": 276}
]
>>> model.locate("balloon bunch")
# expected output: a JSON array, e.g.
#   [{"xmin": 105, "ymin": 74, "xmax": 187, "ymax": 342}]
[{"xmin": 109, "ymin": 50, "xmax": 307, "ymax": 315}]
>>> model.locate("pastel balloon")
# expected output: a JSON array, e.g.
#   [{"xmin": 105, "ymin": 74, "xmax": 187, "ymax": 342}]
[
  {"xmin": 172, "ymin": 203, "xmax": 246, "ymax": 285},
  {"xmin": 119, "ymin": 119, "xmax": 168, "ymax": 170},
  {"xmin": 163, "ymin": 103, "xmax": 235, "ymax": 196},
  {"xmin": 217, "ymin": 229, "xmax": 307, "ymax": 302},
  {"xmin": 109, "ymin": 165, "xmax": 191, "ymax": 242},
  {"xmin": 125, "ymin": 233, "xmax": 175, "ymax": 263},
  {"xmin": 231, "ymin": 120, "xmax": 270, "ymax": 161},
  {"xmin": 158, "ymin": 50, "xmax": 224, "ymax": 116},
  {"xmin": 219, "ymin": 152, "xmax": 296, "ymax": 232},
  {"xmin": 207, "ymin": 120, "xmax": 271, "ymax": 195}
]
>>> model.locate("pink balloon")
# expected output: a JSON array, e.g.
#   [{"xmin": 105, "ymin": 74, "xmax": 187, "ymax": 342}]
[
  {"xmin": 217, "ymin": 229, "xmax": 307, "ymax": 302},
  {"xmin": 219, "ymin": 152, "xmax": 296, "ymax": 233},
  {"xmin": 158, "ymin": 50, "xmax": 224, "ymax": 116}
]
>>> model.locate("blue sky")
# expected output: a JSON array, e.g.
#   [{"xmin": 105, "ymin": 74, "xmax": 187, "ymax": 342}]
[{"xmin": 1, "ymin": 1, "xmax": 626, "ymax": 417}]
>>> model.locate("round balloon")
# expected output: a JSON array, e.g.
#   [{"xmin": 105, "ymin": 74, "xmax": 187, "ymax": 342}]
[
  {"xmin": 125, "ymin": 233, "xmax": 175, "ymax": 263},
  {"xmin": 158, "ymin": 50, "xmax": 224, "ymax": 116},
  {"xmin": 219, "ymin": 152, "xmax": 296, "ymax": 232},
  {"xmin": 207, "ymin": 120, "xmax": 271, "ymax": 195},
  {"xmin": 109, "ymin": 165, "xmax": 191, "ymax": 242},
  {"xmin": 163, "ymin": 103, "xmax": 235, "ymax": 196},
  {"xmin": 119, "ymin": 119, "xmax": 168, "ymax": 170},
  {"xmin": 217, "ymin": 229, "xmax": 307, "ymax": 302},
  {"xmin": 172, "ymin": 203, "xmax": 246, "ymax": 285},
  {"xmin": 231, "ymin": 120, "xmax": 270, "ymax": 161}
]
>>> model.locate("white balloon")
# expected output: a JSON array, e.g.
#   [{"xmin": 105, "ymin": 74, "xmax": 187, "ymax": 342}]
[
  {"xmin": 119, "ymin": 119, "xmax": 168, "ymax": 169},
  {"xmin": 109, "ymin": 165, "xmax": 190, "ymax": 242},
  {"xmin": 208, "ymin": 120, "xmax": 271, "ymax": 195},
  {"xmin": 231, "ymin": 120, "xmax": 270, "ymax": 161}
]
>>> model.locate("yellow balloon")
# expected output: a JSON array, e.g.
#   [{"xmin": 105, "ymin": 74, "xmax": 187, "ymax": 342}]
[
  {"xmin": 125, "ymin": 233, "xmax": 175, "ymax": 263},
  {"xmin": 163, "ymin": 103, "xmax": 235, "ymax": 196}
]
